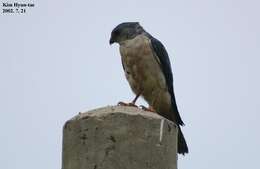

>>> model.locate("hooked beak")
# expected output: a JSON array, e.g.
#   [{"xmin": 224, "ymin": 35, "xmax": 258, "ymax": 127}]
[{"xmin": 109, "ymin": 37, "xmax": 115, "ymax": 45}]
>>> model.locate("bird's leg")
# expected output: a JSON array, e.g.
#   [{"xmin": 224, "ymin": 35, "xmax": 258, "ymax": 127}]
[
  {"xmin": 131, "ymin": 92, "xmax": 140, "ymax": 104},
  {"xmin": 140, "ymin": 105, "xmax": 156, "ymax": 112},
  {"xmin": 118, "ymin": 92, "xmax": 141, "ymax": 107}
]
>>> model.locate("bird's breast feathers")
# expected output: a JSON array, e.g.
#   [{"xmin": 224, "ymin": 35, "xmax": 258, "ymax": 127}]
[{"xmin": 119, "ymin": 34, "xmax": 170, "ymax": 108}]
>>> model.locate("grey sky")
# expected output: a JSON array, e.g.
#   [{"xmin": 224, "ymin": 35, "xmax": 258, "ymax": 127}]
[{"xmin": 0, "ymin": 0, "xmax": 259, "ymax": 169}]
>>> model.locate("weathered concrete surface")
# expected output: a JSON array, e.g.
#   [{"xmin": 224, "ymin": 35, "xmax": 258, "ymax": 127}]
[{"xmin": 62, "ymin": 106, "xmax": 178, "ymax": 169}]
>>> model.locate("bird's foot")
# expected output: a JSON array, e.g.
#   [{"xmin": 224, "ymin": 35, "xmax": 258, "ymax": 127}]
[
  {"xmin": 117, "ymin": 101, "xmax": 138, "ymax": 108},
  {"xmin": 140, "ymin": 105, "xmax": 156, "ymax": 112}
]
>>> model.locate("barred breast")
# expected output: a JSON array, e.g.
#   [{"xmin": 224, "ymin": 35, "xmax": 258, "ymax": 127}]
[{"xmin": 119, "ymin": 34, "xmax": 172, "ymax": 113}]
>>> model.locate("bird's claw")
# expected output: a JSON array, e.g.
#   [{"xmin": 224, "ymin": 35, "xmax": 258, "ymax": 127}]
[
  {"xmin": 140, "ymin": 105, "xmax": 156, "ymax": 112},
  {"xmin": 117, "ymin": 101, "xmax": 138, "ymax": 107}
]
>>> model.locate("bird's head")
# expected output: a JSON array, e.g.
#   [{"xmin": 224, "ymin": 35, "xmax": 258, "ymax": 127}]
[{"xmin": 109, "ymin": 22, "xmax": 144, "ymax": 45}]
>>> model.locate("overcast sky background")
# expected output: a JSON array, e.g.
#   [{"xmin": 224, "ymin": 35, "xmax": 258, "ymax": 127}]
[{"xmin": 1, "ymin": 0, "xmax": 259, "ymax": 169}]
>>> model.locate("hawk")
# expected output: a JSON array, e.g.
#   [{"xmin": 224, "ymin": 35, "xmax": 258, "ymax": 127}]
[{"xmin": 109, "ymin": 22, "xmax": 188, "ymax": 154}]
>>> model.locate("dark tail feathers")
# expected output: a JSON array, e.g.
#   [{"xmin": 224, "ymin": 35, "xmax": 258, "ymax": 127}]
[{"xmin": 178, "ymin": 126, "xmax": 188, "ymax": 155}]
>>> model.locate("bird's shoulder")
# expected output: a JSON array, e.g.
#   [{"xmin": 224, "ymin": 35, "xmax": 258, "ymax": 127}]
[{"xmin": 147, "ymin": 35, "xmax": 174, "ymax": 93}]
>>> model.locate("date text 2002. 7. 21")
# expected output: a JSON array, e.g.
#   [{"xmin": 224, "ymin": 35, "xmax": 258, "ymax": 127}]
[{"xmin": 3, "ymin": 8, "xmax": 26, "ymax": 13}]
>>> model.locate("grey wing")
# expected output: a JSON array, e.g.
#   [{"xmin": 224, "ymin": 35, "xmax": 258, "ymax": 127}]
[{"xmin": 150, "ymin": 37, "xmax": 184, "ymax": 126}]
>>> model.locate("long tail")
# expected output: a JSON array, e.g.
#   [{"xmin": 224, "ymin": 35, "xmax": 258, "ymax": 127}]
[{"xmin": 178, "ymin": 126, "xmax": 188, "ymax": 155}]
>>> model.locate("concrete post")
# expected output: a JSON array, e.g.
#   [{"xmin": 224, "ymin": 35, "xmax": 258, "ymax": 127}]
[{"xmin": 62, "ymin": 106, "xmax": 178, "ymax": 169}]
